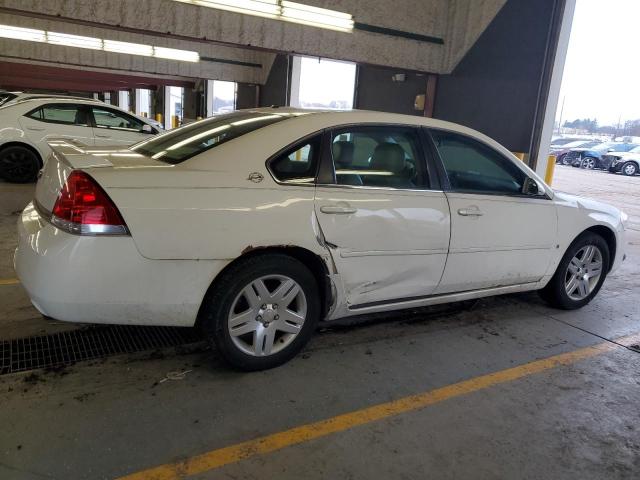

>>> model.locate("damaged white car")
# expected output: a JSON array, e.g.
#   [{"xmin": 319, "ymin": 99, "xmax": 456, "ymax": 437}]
[{"xmin": 15, "ymin": 109, "xmax": 627, "ymax": 370}]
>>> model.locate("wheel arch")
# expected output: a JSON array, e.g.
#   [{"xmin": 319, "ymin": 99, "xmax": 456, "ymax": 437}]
[
  {"xmin": 0, "ymin": 141, "xmax": 44, "ymax": 168},
  {"xmin": 195, "ymin": 245, "xmax": 333, "ymax": 329},
  {"xmin": 582, "ymin": 225, "xmax": 617, "ymax": 272}
]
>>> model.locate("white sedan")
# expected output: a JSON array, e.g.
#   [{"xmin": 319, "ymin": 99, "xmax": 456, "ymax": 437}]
[
  {"xmin": 15, "ymin": 109, "xmax": 627, "ymax": 370},
  {"xmin": 0, "ymin": 97, "xmax": 160, "ymax": 183}
]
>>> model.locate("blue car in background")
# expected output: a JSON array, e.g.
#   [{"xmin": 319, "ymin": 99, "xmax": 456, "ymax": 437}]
[{"xmin": 566, "ymin": 142, "xmax": 639, "ymax": 169}]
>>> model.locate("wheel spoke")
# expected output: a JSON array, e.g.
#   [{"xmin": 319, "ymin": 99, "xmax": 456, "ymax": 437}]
[
  {"xmin": 271, "ymin": 279, "xmax": 295, "ymax": 303},
  {"xmin": 230, "ymin": 320, "xmax": 259, "ymax": 337},
  {"xmin": 565, "ymin": 277, "xmax": 579, "ymax": 295},
  {"xmin": 282, "ymin": 309, "xmax": 305, "ymax": 326},
  {"xmin": 252, "ymin": 279, "xmax": 271, "ymax": 302},
  {"xmin": 280, "ymin": 284, "xmax": 301, "ymax": 308},
  {"xmin": 229, "ymin": 309, "xmax": 255, "ymax": 328},
  {"xmin": 277, "ymin": 320, "xmax": 302, "ymax": 334},
  {"xmin": 252, "ymin": 325, "xmax": 276, "ymax": 356},
  {"xmin": 568, "ymin": 258, "xmax": 581, "ymax": 274},
  {"xmin": 583, "ymin": 246, "xmax": 596, "ymax": 263},
  {"xmin": 587, "ymin": 261, "xmax": 602, "ymax": 278},
  {"xmin": 242, "ymin": 285, "xmax": 261, "ymax": 310},
  {"xmin": 577, "ymin": 278, "xmax": 589, "ymax": 298}
]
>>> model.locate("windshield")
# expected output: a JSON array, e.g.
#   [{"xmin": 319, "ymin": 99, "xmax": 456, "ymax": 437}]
[
  {"xmin": 629, "ymin": 146, "xmax": 640, "ymax": 153},
  {"xmin": 131, "ymin": 111, "xmax": 295, "ymax": 164},
  {"xmin": 0, "ymin": 92, "xmax": 17, "ymax": 107},
  {"xmin": 591, "ymin": 143, "xmax": 615, "ymax": 152}
]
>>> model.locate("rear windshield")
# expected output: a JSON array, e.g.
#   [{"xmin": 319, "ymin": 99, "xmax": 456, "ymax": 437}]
[{"xmin": 131, "ymin": 111, "xmax": 292, "ymax": 164}]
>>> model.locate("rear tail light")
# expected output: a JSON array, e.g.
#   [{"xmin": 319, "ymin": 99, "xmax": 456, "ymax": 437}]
[{"xmin": 51, "ymin": 170, "xmax": 129, "ymax": 235}]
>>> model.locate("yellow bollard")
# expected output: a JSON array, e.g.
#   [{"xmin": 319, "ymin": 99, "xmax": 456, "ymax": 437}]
[
  {"xmin": 513, "ymin": 152, "xmax": 526, "ymax": 162},
  {"xmin": 155, "ymin": 113, "xmax": 163, "ymax": 123},
  {"xmin": 545, "ymin": 154, "xmax": 557, "ymax": 185},
  {"xmin": 171, "ymin": 115, "xmax": 179, "ymax": 129}
]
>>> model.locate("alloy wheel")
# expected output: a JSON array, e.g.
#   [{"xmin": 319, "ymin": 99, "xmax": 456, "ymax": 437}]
[
  {"xmin": 564, "ymin": 245, "xmax": 603, "ymax": 301},
  {"xmin": 623, "ymin": 163, "xmax": 637, "ymax": 176},
  {"xmin": 227, "ymin": 275, "xmax": 307, "ymax": 356},
  {"xmin": 582, "ymin": 158, "xmax": 595, "ymax": 169}
]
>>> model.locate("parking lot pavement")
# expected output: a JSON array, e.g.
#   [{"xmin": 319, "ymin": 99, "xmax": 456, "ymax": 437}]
[{"xmin": 1, "ymin": 167, "xmax": 640, "ymax": 479}]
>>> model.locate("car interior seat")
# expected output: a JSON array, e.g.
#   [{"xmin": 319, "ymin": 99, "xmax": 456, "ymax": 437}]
[
  {"xmin": 369, "ymin": 143, "xmax": 413, "ymax": 188},
  {"xmin": 332, "ymin": 141, "xmax": 362, "ymax": 186}
]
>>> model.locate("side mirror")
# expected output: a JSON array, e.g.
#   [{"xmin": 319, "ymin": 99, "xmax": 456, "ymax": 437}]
[
  {"xmin": 142, "ymin": 124, "xmax": 154, "ymax": 134},
  {"xmin": 523, "ymin": 177, "xmax": 546, "ymax": 196}
]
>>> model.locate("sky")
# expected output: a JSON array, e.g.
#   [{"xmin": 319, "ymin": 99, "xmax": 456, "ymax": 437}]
[{"xmin": 558, "ymin": 0, "xmax": 640, "ymax": 126}]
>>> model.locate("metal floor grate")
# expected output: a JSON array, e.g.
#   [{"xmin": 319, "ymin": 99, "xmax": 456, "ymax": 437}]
[{"xmin": 0, "ymin": 325, "xmax": 202, "ymax": 375}]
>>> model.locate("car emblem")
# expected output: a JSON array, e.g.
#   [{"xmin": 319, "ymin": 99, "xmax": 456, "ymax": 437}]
[{"xmin": 247, "ymin": 172, "xmax": 264, "ymax": 183}]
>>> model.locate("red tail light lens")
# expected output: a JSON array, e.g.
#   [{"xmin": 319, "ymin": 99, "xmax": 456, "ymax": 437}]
[{"xmin": 51, "ymin": 170, "xmax": 129, "ymax": 235}]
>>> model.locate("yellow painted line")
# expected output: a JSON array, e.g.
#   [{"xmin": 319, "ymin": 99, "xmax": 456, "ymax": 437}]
[
  {"xmin": 116, "ymin": 333, "xmax": 640, "ymax": 480},
  {"xmin": 0, "ymin": 278, "xmax": 20, "ymax": 286}
]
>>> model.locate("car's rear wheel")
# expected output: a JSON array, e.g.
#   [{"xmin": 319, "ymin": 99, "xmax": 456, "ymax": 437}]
[
  {"xmin": 540, "ymin": 232, "xmax": 609, "ymax": 310},
  {"xmin": 581, "ymin": 157, "xmax": 596, "ymax": 169},
  {"xmin": 0, "ymin": 145, "xmax": 40, "ymax": 183},
  {"xmin": 622, "ymin": 161, "xmax": 638, "ymax": 176},
  {"xmin": 559, "ymin": 154, "xmax": 571, "ymax": 165},
  {"xmin": 200, "ymin": 254, "xmax": 320, "ymax": 371}
]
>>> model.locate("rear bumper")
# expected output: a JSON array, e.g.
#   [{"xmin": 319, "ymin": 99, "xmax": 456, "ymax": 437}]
[{"xmin": 14, "ymin": 202, "xmax": 226, "ymax": 326}]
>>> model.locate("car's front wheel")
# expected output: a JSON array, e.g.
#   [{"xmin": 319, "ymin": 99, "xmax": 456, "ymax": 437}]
[
  {"xmin": 200, "ymin": 254, "xmax": 320, "ymax": 371},
  {"xmin": 581, "ymin": 157, "xmax": 596, "ymax": 170},
  {"xmin": 0, "ymin": 145, "xmax": 40, "ymax": 183},
  {"xmin": 540, "ymin": 232, "xmax": 609, "ymax": 310},
  {"xmin": 621, "ymin": 161, "xmax": 638, "ymax": 176}
]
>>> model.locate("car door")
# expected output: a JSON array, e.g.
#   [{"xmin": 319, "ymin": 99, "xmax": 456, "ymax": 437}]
[
  {"xmin": 313, "ymin": 125, "xmax": 450, "ymax": 308},
  {"xmin": 19, "ymin": 103, "xmax": 95, "ymax": 149},
  {"xmin": 428, "ymin": 128, "xmax": 557, "ymax": 294},
  {"xmin": 90, "ymin": 106, "xmax": 154, "ymax": 146}
]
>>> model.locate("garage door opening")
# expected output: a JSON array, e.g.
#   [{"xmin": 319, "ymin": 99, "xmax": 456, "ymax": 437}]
[{"xmin": 290, "ymin": 56, "xmax": 356, "ymax": 110}]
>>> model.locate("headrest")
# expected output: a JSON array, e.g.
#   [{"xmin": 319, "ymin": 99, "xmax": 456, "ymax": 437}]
[
  {"xmin": 371, "ymin": 143, "xmax": 405, "ymax": 174},
  {"xmin": 332, "ymin": 141, "xmax": 354, "ymax": 166}
]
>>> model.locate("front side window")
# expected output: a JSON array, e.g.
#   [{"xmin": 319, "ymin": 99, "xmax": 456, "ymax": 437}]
[
  {"xmin": 132, "ymin": 111, "xmax": 291, "ymax": 164},
  {"xmin": 330, "ymin": 127, "xmax": 425, "ymax": 189},
  {"xmin": 92, "ymin": 107, "xmax": 145, "ymax": 132},
  {"xmin": 430, "ymin": 130, "xmax": 526, "ymax": 195},
  {"xmin": 268, "ymin": 136, "xmax": 320, "ymax": 184},
  {"xmin": 27, "ymin": 104, "xmax": 88, "ymax": 126}
]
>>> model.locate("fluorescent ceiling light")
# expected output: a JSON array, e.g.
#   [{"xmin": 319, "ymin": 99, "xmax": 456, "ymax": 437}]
[
  {"xmin": 154, "ymin": 46, "xmax": 199, "ymax": 62},
  {"xmin": 166, "ymin": 124, "xmax": 231, "ymax": 150},
  {"xmin": 281, "ymin": 1, "xmax": 354, "ymax": 32},
  {"xmin": 0, "ymin": 25, "xmax": 46, "ymax": 42},
  {"xmin": 184, "ymin": 0, "xmax": 280, "ymax": 18},
  {"xmin": 230, "ymin": 114, "xmax": 284, "ymax": 126},
  {"xmin": 104, "ymin": 40, "xmax": 154, "ymax": 56},
  {"xmin": 0, "ymin": 24, "xmax": 199, "ymax": 63},
  {"xmin": 46, "ymin": 32, "xmax": 102, "ymax": 50},
  {"xmin": 174, "ymin": 0, "xmax": 353, "ymax": 32}
]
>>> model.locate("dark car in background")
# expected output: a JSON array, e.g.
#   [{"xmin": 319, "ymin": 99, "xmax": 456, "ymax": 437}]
[
  {"xmin": 553, "ymin": 140, "xmax": 602, "ymax": 165},
  {"xmin": 606, "ymin": 146, "xmax": 640, "ymax": 176},
  {"xmin": 566, "ymin": 142, "xmax": 638, "ymax": 169}
]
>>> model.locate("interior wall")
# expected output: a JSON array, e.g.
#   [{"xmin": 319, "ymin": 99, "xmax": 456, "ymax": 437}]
[
  {"xmin": 433, "ymin": 0, "xmax": 561, "ymax": 154},
  {"xmin": 236, "ymin": 83, "xmax": 259, "ymax": 109},
  {"xmin": 355, "ymin": 65, "xmax": 429, "ymax": 116}
]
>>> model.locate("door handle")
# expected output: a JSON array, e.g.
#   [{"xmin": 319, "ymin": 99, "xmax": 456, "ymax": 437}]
[
  {"xmin": 320, "ymin": 205, "xmax": 357, "ymax": 215},
  {"xmin": 95, "ymin": 133, "xmax": 111, "ymax": 138},
  {"xmin": 457, "ymin": 207, "xmax": 484, "ymax": 217},
  {"xmin": 26, "ymin": 126, "xmax": 45, "ymax": 131}
]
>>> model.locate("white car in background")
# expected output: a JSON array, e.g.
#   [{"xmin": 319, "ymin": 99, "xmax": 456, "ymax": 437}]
[
  {"xmin": 15, "ymin": 109, "xmax": 627, "ymax": 370},
  {"xmin": 0, "ymin": 97, "xmax": 160, "ymax": 182}
]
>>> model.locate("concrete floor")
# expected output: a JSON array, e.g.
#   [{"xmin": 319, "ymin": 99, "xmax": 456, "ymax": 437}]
[{"xmin": 1, "ymin": 166, "xmax": 639, "ymax": 479}]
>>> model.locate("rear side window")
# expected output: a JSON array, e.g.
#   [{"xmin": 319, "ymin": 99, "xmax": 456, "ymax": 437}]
[
  {"xmin": 26, "ymin": 104, "xmax": 88, "ymax": 126},
  {"xmin": 92, "ymin": 107, "xmax": 145, "ymax": 132},
  {"xmin": 132, "ymin": 111, "xmax": 291, "ymax": 164},
  {"xmin": 431, "ymin": 129, "xmax": 526, "ymax": 195},
  {"xmin": 268, "ymin": 135, "xmax": 321, "ymax": 184}
]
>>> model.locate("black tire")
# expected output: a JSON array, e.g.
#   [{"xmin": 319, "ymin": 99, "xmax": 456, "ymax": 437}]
[
  {"xmin": 621, "ymin": 161, "xmax": 638, "ymax": 176},
  {"xmin": 0, "ymin": 145, "xmax": 41, "ymax": 183},
  {"xmin": 558, "ymin": 154, "xmax": 570, "ymax": 165},
  {"xmin": 540, "ymin": 232, "xmax": 610, "ymax": 310},
  {"xmin": 200, "ymin": 254, "xmax": 320, "ymax": 371}
]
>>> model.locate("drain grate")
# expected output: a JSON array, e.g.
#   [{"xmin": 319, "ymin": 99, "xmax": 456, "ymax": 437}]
[{"xmin": 0, "ymin": 325, "xmax": 203, "ymax": 375}]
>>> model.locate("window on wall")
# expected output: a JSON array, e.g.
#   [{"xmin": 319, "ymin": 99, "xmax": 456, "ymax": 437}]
[
  {"xmin": 290, "ymin": 56, "xmax": 356, "ymax": 110},
  {"xmin": 135, "ymin": 88, "xmax": 152, "ymax": 118},
  {"xmin": 167, "ymin": 86, "xmax": 184, "ymax": 129},
  {"xmin": 209, "ymin": 80, "xmax": 236, "ymax": 115}
]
